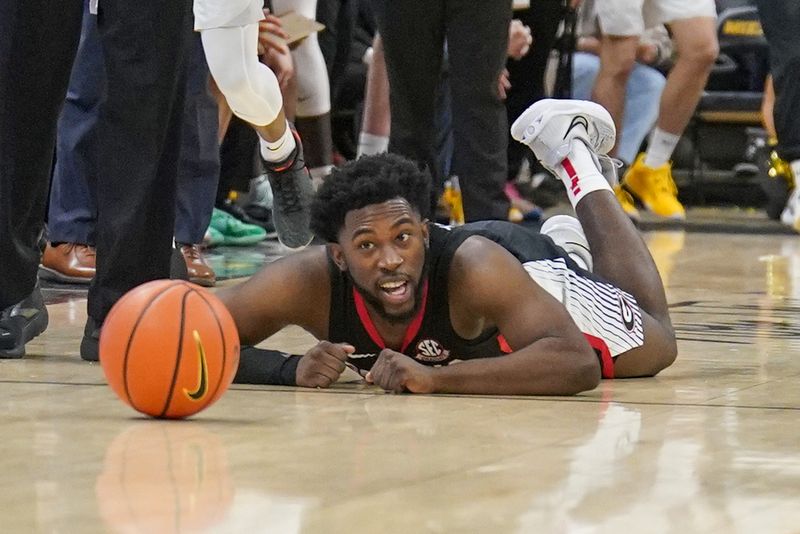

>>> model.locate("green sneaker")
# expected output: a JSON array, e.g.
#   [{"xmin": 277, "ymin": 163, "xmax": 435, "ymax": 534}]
[{"xmin": 210, "ymin": 208, "xmax": 267, "ymax": 246}]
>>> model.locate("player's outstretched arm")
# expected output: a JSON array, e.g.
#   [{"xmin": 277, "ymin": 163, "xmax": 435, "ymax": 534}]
[
  {"xmin": 368, "ymin": 237, "xmax": 600, "ymax": 396},
  {"xmin": 218, "ymin": 246, "xmax": 332, "ymax": 345}
]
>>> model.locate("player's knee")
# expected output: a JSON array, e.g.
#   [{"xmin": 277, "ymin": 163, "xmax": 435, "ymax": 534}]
[
  {"xmin": 656, "ymin": 332, "xmax": 678, "ymax": 374},
  {"xmin": 213, "ymin": 67, "xmax": 282, "ymax": 125},
  {"xmin": 576, "ymin": 355, "xmax": 602, "ymax": 392},
  {"xmin": 645, "ymin": 326, "xmax": 678, "ymax": 376},
  {"xmin": 292, "ymin": 35, "xmax": 331, "ymax": 117}
]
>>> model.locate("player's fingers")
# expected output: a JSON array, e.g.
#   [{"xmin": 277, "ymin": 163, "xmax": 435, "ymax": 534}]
[
  {"xmin": 317, "ymin": 352, "xmax": 347, "ymax": 375},
  {"xmin": 311, "ymin": 368, "xmax": 339, "ymax": 388},
  {"xmin": 367, "ymin": 355, "xmax": 389, "ymax": 386},
  {"xmin": 330, "ymin": 343, "xmax": 356, "ymax": 361},
  {"xmin": 385, "ymin": 366, "xmax": 405, "ymax": 393}
]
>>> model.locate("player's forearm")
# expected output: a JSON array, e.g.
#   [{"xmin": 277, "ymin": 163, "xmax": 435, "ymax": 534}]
[
  {"xmin": 233, "ymin": 346, "xmax": 302, "ymax": 386},
  {"xmin": 429, "ymin": 337, "xmax": 600, "ymax": 396}
]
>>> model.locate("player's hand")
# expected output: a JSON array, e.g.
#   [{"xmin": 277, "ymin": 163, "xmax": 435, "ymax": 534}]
[
  {"xmin": 262, "ymin": 46, "xmax": 294, "ymax": 91},
  {"xmin": 507, "ymin": 19, "xmax": 532, "ymax": 60},
  {"xmin": 497, "ymin": 68, "xmax": 511, "ymax": 100},
  {"xmin": 365, "ymin": 349, "xmax": 436, "ymax": 394},
  {"xmin": 257, "ymin": 9, "xmax": 290, "ymax": 55},
  {"xmin": 296, "ymin": 341, "xmax": 355, "ymax": 388},
  {"xmin": 636, "ymin": 42, "xmax": 659, "ymax": 65}
]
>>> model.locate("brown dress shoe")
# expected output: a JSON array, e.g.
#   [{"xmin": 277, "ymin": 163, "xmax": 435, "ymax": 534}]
[
  {"xmin": 39, "ymin": 243, "xmax": 96, "ymax": 284},
  {"xmin": 180, "ymin": 244, "xmax": 216, "ymax": 287}
]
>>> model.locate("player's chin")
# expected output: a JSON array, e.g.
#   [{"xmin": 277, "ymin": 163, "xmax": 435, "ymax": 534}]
[{"xmin": 380, "ymin": 298, "xmax": 418, "ymax": 323}]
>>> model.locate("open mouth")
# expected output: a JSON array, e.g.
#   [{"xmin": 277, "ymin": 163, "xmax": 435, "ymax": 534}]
[{"xmin": 379, "ymin": 279, "xmax": 411, "ymax": 303}]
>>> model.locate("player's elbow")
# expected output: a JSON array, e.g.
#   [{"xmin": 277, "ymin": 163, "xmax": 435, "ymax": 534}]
[
  {"xmin": 646, "ymin": 331, "xmax": 678, "ymax": 377},
  {"xmin": 569, "ymin": 345, "xmax": 602, "ymax": 394}
]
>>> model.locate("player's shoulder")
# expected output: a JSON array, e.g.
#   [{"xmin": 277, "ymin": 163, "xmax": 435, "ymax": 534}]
[
  {"xmin": 259, "ymin": 244, "xmax": 331, "ymax": 287},
  {"xmin": 448, "ymin": 233, "xmax": 518, "ymax": 280}
]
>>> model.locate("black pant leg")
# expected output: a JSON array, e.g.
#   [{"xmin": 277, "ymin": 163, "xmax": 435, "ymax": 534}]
[
  {"xmin": 446, "ymin": 0, "xmax": 512, "ymax": 221},
  {"xmin": 88, "ymin": 0, "xmax": 192, "ymax": 323},
  {"xmin": 373, "ymin": 0, "xmax": 446, "ymax": 187},
  {"xmin": 756, "ymin": 0, "xmax": 800, "ymax": 161},
  {"xmin": 0, "ymin": 0, "xmax": 83, "ymax": 308},
  {"xmin": 175, "ymin": 35, "xmax": 220, "ymax": 246},
  {"xmin": 505, "ymin": 1, "xmax": 563, "ymax": 181}
]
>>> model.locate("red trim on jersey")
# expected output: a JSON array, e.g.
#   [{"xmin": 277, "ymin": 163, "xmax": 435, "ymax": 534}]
[
  {"xmin": 562, "ymin": 157, "xmax": 582, "ymax": 196},
  {"xmin": 352, "ymin": 280, "xmax": 429, "ymax": 353},
  {"xmin": 497, "ymin": 334, "xmax": 513, "ymax": 354},
  {"xmin": 583, "ymin": 332, "xmax": 615, "ymax": 379}
]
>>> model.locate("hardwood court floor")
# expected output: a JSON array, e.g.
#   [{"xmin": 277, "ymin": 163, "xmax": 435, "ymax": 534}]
[{"xmin": 2, "ymin": 229, "xmax": 800, "ymax": 533}]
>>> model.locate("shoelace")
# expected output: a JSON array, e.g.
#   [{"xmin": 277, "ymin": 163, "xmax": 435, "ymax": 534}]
[
  {"xmin": 182, "ymin": 246, "xmax": 201, "ymax": 261},
  {"xmin": 272, "ymin": 174, "xmax": 302, "ymax": 214},
  {"xmin": 651, "ymin": 168, "xmax": 678, "ymax": 195}
]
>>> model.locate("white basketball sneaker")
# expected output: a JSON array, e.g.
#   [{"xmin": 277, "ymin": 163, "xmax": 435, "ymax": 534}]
[
  {"xmin": 510, "ymin": 99, "xmax": 616, "ymax": 172},
  {"xmin": 540, "ymin": 214, "xmax": 593, "ymax": 272}
]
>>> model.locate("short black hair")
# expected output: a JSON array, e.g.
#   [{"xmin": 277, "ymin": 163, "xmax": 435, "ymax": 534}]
[{"xmin": 310, "ymin": 153, "xmax": 432, "ymax": 243}]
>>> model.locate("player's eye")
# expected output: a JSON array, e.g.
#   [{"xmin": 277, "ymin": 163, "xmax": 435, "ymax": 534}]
[
  {"xmin": 397, "ymin": 232, "xmax": 411, "ymax": 242},
  {"xmin": 358, "ymin": 241, "xmax": 374, "ymax": 250}
]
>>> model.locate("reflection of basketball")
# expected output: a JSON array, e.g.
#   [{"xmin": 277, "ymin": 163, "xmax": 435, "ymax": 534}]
[
  {"xmin": 100, "ymin": 280, "xmax": 240, "ymax": 419},
  {"xmin": 96, "ymin": 422, "xmax": 234, "ymax": 533}
]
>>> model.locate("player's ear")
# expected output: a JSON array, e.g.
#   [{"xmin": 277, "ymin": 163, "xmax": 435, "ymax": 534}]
[
  {"xmin": 329, "ymin": 244, "xmax": 347, "ymax": 271},
  {"xmin": 421, "ymin": 220, "xmax": 429, "ymax": 247}
]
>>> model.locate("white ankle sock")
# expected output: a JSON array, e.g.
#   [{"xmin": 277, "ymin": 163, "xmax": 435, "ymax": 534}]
[
  {"xmin": 790, "ymin": 159, "xmax": 800, "ymax": 182},
  {"xmin": 553, "ymin": 140, "xmax": 612, "ymax": 209},
  {"xmin": 357, "ymin": 132, "xmax": 389, "ymax": 158},
  {"xmin": 644, "ymin": 128, "xmax": 680, "ymax": 168},
  {"xmin": 260, "ymin": 121, "xmax": 296, "ymax": 164}
]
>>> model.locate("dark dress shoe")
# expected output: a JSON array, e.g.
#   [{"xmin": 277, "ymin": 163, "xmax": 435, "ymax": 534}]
[
  {"xmin": 179, "ymin": 244, "xmax": 216, "ymax": 287},
  {"xmin": 0, "ymin": 284, "xmax": 49, "ymax": 358},
  {"xmin": 80, "ymin": 316, "xmax": 101, "ymax": 362},
  {"xmin": 39, "ymin": 242, "xmax": 96, "ymax": 284}
]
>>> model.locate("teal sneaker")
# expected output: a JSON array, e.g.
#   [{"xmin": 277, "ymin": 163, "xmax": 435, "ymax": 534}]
[
  {"xmin": 204, "ymin": 226, "xmax": 225, "ymax": 247},
  {"xmin": 210, "ymin": 208, "xmax": 267, "ymax": 246}
]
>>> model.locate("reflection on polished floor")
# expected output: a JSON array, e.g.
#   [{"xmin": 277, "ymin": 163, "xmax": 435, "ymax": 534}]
[{"xmin": 3, "ymin": 229, "xmax": 800, "ymax": 533}]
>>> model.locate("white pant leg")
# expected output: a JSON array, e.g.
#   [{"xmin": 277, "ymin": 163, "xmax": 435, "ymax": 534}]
[
  {"xmin": 201, "ymin": 24, "xmax": 283, "ymax": 126},
  {"xmin": 272, "ymin": 0, "xmax": 331, "ymax": 117},
  {"xmin": 193, "ymin": 0, "xmax": 263, "ymax": 30}
]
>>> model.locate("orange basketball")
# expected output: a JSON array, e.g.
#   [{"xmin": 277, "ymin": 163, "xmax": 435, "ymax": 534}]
[{"xmin": 100, "ymin": 280, "xmax": 240, "ymax": 419}]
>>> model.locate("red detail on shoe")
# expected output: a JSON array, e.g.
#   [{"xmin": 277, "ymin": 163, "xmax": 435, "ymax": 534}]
[
  {"xmin": 265, "ymin": 128, "xmax": 302, "ymax": 172},
  {"xmin": 563, "ymin": 157, "xmax": 582, "ymax": 196}
]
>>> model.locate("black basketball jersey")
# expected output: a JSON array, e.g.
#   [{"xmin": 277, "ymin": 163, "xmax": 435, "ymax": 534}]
[{"xmin": 327, "ymin": 220, "xmax": 576, "ymax": 373}]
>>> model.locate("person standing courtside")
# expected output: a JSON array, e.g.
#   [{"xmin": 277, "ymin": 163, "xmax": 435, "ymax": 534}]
[
  {"xmin": 753, "ymin": 1, "xmax": 800, "ymax": 231},
  {"xmin": 591, "ymin": 0, "xmax": 718, "ymax": 219},
  {"xmin": 372, "ymin": 0, "xmax": 512, "ymax": 222},
  {"xmin": 0, "ymin": 0, "xmax": 192, "ymax": 359}
]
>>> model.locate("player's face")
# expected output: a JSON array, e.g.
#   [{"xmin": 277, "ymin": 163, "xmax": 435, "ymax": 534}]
[{"xmin": 332, "ymin": 198, "xmax": 429, "ymax": 324}]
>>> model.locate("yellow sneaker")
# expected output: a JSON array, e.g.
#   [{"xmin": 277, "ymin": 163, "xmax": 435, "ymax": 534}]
[
  {"xmin": 614, "ymin": 184, "xmax": 640, "ymax": 220},
  {"xmin": 623, "ymin": 154, "xmax": 686, "ymax": 219},
  {"xmin": 768, "ymin": 149, "xmax": 795, "ymax": 189}
]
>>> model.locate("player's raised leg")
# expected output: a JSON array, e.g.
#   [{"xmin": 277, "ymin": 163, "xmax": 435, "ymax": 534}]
[
  {"xmin": 199, "ymin": 14, "xmax": 313, "ymax": 249},
  {"xmin": 512, "ymin": 99, "xmax": 677, "ymax": 377}
]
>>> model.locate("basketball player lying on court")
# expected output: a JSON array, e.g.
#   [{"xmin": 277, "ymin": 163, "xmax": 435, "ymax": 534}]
[{"xmin": 220, "ymin": 99, "xmax": 678, "ymax": 395}]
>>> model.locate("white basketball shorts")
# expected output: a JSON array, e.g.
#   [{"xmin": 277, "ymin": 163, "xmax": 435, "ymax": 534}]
[{"xmin": 597, "ymin": 0, "xmax": 717, "ymax": 37}]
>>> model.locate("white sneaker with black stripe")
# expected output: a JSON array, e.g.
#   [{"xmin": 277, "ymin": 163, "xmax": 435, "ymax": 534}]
[
  {"xmin": 510, "ymin": 99, "xmax": 616, "ymax": 173},
  {"xmin": 540, "ymin": 214, "xmax": 593, "ymax": 272}
]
